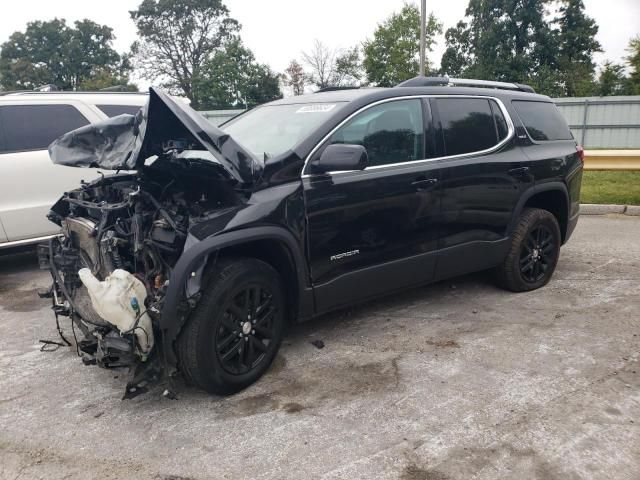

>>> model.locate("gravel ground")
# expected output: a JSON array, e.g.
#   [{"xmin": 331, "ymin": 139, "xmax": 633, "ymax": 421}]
[{"xmin": 1, "ymin": 215, "xmax": 639, "ymax": 480}]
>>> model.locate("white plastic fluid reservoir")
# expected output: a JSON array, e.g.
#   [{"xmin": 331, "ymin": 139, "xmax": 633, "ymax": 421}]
[{"xmin": 78, "ymin": 268, "xmax": 154, "ymax": 355}]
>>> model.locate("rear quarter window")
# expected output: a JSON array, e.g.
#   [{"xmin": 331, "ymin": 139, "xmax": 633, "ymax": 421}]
[
  {"xmin": 97, "ymin": 104, "xmax": 143, "ymax": 117},
  {"xmin": 512, "ymin": 100, "xmax": 573, "ymax": 141},
  {"xmin": 0, "ymin": 104, "xmax": 89, "ymax": 153}
]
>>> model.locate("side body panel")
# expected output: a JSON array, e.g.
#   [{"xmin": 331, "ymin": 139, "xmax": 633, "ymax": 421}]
[
  {"xmin": 0, "ymin": 216, "xmax": 7, "ymax": 243},
  {"xmin": 432, "ymin": 145, "xmax": 533, "ymax": 279},
  {"xmin": 0, "ymin": 100, "xmax": 103, "ymax": 242},
  {"xmin": 506, "ymin": 99, "xmax": 582, "ymax": 243},
  {"xmin": 303, "ymin": 161, "xmax": 441, "ymax": 311}
]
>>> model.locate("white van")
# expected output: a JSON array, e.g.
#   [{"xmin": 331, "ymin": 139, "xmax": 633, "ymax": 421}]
[{"xmin": 0, "ymin": 91, "xmax": 148, "ymax": 248}]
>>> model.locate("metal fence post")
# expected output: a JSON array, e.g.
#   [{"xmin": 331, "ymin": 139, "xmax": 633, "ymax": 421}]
[{"xmin": 581, "ymin": 99, "xmax": 589, "ymax": 147}]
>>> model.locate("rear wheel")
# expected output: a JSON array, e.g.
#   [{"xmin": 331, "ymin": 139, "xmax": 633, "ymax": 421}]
[
  {"xmin": 177, "ymin": 257, "xmax": 286, "ymax": 395},
  {"xmin": 495, "ymin": 208, "xmax": 561, "ymax": 292}
]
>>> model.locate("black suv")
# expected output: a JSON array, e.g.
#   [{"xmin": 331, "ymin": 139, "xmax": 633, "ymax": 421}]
[{"xmin": 41, "ymin": 77, "xmax": 582, "ymax": 396}]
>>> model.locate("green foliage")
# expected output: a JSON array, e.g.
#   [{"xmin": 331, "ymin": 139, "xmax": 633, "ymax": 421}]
[
  {"xmin": 335, "ymin": 46, "xmax": 364, "ymax": 87},
  {"xmin": 130, "ymin": 0, "xmax": 239, "ymax": 105},
  {"xmin": 441, "ymin": 0, "xmax": 555, "ymax": 84},
  {"xmin": 363, "ymin": 4, "xmax": 442, "ymax": 87},
  {"xmin": 596, "ymin": 61, "xmax": 633, "ymax": 96},
  {"xmin": 627, "ymin": 36, "xmax": 640, "ymax": 94},
  {"xmin": 192, "ymin": 39, "xmax": 281, "ymax": 110},
  {"xmin": 581, "ymin": 171, "xmax": 640, "ymax": 205},
  {"xmin": 0, "ymin": 19, "xmax": 131, "ymax": 91},
  {"xmin": 440, "ymin": 0, "xmax": 602, "ymax": 97},
  {"xmin": 440, "ymin": 21, "xmax": 471, "ymax": 77},
  {"xmin": 554, "ymin": 0, "xmax": 601, "ymax": 96}
]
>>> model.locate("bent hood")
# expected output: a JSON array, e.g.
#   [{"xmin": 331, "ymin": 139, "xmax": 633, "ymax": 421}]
[{"xmin": 48, "ymin": 87, "xmax": 261, "ymax": 184}]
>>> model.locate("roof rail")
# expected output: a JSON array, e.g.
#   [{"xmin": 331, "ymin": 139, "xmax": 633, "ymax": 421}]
[
  {"xmin": 315, "ymin": 86, "xmax": 360, "ymax": 93},
  {"xmin": 396, "ymin": 76, "xmax": 536, "ymax": 93},
  {"xmin": 0, "ymin": 90, "xmax": 147, "ymax": 96}
]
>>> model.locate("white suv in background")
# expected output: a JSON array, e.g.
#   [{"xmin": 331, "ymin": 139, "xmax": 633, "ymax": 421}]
[{"xmin": 0, "ymin": 92, "xmax": 148, "ymax": 248}]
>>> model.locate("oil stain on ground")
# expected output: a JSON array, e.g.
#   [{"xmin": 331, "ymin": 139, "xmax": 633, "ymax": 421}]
[
  {"xmin": 426, "ymin": 339, "xmax": 460, "ymax": 348},
  {"xmin": 0, "ymin": 288, "xmax": 44, "ymax": 312},
  {"xmin": 401, "ymin": 464, "xmax": 450, "ymax": 480},
  {"xmin": 223, "ymin": 355, "xmax": 402, "ymax": 417}
]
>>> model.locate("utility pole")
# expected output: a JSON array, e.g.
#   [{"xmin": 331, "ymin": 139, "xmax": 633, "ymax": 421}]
[{"xmin": 419, "ymin": 0, "xmax": 426, "ymax": 76}]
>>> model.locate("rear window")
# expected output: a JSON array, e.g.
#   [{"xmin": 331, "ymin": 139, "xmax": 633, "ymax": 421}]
[
  {"xmin": 97, "ymin": 104, "xmax": 143, "ymax": 118},
  {"xmin": 512, "ymin": 101, "xmax": 573, "ymax": 141},
  {"xmin": 436, "ymin": 98, "xmax": 504, "ymax": 156},
  {"xmin": 0, "ymin": 104, "xmax": 89, "ymax": 153}
]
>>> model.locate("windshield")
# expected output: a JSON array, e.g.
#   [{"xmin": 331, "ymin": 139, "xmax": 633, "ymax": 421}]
[{"xmin": 222, "ymin": 102, "xmax": 346, "ymax": 158}]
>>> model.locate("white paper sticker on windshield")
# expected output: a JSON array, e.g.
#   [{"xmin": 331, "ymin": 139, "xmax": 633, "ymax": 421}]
[{"xmin": 296, "ymin": 104, "xmax": 337, "ymax": 114}]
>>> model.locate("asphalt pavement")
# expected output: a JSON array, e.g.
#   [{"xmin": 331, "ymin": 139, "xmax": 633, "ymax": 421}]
[{"xmin": 1, "ymin": 214, "xmax": 639, "ymax": 480}]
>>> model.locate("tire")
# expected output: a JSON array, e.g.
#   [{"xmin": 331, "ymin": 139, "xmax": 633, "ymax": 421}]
[
  {"xmin": 495, "ymin": 208, "xmax": 561, "ymax": 292},
  {"xmin": 177, "ymin": 257, "xmax": 286, "ymax": 395}
]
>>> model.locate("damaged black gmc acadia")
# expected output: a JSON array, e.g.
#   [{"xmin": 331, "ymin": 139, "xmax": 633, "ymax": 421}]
[{"xmin": 40, "ymin": 77, "xmax": 582, "ymax": 397}]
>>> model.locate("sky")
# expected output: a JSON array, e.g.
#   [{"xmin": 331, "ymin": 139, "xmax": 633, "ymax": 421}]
[{"xmin": 0, "ymin": 0, "xmax": 638, "ymax": 87}]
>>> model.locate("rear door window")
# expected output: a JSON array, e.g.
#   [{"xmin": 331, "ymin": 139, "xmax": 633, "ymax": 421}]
[
  {"xmin": 96, "ymin": 104, "xmax": 143, "ymax": 117},
  {"xmin": 0, "ymin": 104, "xmax": 90, "ymax": 153},
  {"xmin": 436, "ymin": 98, "xmax": 500, "ymax": 156},
  {"xmin": 512, "ymin": 100, "xmax": 573, "ymax": 141}
]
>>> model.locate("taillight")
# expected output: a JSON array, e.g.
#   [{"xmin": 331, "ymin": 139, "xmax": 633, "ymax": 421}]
[{"xmin": 576, "ymin": 145, "xmax": 585, "ymax": 165}]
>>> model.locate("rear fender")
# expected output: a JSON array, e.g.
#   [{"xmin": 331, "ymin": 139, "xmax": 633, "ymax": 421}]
[{"xmin": 508, "ymin": 182, "xmax": 570, "ymax": 240}]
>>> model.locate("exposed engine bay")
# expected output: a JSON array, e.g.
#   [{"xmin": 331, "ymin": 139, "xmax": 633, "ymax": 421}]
[
  {"xmin": 39, "ymin": 87, "xmax": 262, "ymax": 397},
  {"xmin": 40, "ymin": 155, "xmax": 241, "ymax": 397}
]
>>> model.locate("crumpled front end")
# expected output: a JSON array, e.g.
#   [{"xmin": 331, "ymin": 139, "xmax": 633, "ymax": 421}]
[
  {"xmin": 39, "ymin": 87, "xmax": 256, "ymax": 397},
  {"xmin": 48, "ymin": 87, "xmax": 262, "ymax": 185},
  {"xmin": 39, "ymin": 153, "xmax": 243, "ymax": 397}
]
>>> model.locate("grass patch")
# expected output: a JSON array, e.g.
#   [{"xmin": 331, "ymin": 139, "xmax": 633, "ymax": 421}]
[{"xmin": 581, "ymin": 171, "xmax": 640, "ymax": 205}]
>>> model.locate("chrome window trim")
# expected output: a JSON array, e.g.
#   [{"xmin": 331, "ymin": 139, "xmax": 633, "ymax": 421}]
[{"xmin": 301, "ymin": 94, "xmax": 515, "ymax": 178}]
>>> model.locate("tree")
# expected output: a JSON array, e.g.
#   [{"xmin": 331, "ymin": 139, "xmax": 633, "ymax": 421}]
[
  {"xmin": 0, "ymin": 19, "xmax": 131, "ymax": 91},
  {"xmin": 301, "ymin": 40, "xmax": 337, "ymax": 89},
  {"xmin": 440, "ymin": 0, "xmax": 606, "ymax": 97},
  {"xmin": 596, "ymin": 61, "xmax": 632, "ymax": 96},
  {"xmin": 363, "ymin": 4, "xmax": 442, "ymax": 87},
  {"xmin": 554, "ymin": 0, "xmax": 601, "ymax": 96},
  {"xmin": 130, "ymin": 0, "xmax": 239, "ymax": 106},
  {"xmin": 440, "ymin": 0, "xmax": 555, "ymax": 84},
  {"xmin": 301, "ymin": 41, "xmax": 364, "ymax": 90},
  {"xmin": 626, "ymin": 35, "xmax": 640, "ymax": 94},
  {"xmin": 440, "ymin": 21, "xmax": 472, "ymax": 77},
  {"xmin": 334, "ymin": 46, "xmax": 364, "ymax": 87},
  {"xmin": 283, "ymin": 59, "xmax": 306, "ymax": 96},
  {"xmin": 192, "ymin": 38, "xmax": 281, "ymax": 109}
]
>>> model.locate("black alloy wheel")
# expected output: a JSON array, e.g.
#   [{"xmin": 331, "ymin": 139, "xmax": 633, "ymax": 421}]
[
  {"xmin": 177, "ymin": 257, "xmax": 286, "ymax": 395},
  {"xmin": 216, "ymin": 284, "xmax": 277, "ymax": 375},
  {"xmin": 495, "ymin": 208, "xmax": 561, "ymax": 292},
  {"xmin": 519, "ymin": 225, "xmax": 556, "ymax": 284}
]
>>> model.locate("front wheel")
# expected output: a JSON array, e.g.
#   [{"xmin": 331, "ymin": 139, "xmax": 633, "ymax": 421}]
[
  {"xmin": 495, "ymin": 208, "xmax": 561, "ymax": 292},
  {"xmin": 177, "ymin": 257, "xmax": 286, "ymax": 395}
]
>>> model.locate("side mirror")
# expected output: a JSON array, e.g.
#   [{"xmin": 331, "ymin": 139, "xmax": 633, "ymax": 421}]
[{"xmin": 310, "ymin": 144, "xmax": 368, "ymax": 173}]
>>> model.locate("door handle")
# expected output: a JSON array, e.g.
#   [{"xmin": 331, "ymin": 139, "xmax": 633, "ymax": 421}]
[
  {"xmin": 508, "ymin": 166, "xmax": 530, "ymax": 178},
  {"xmin": 411, "ymin": 178, "xmax": 438, "ymax": 191}
]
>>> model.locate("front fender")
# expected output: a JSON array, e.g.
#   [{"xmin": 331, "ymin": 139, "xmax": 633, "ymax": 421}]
[{"xmin": 160, "ymin": 225, "xmax": 311, "ymax": 371}]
